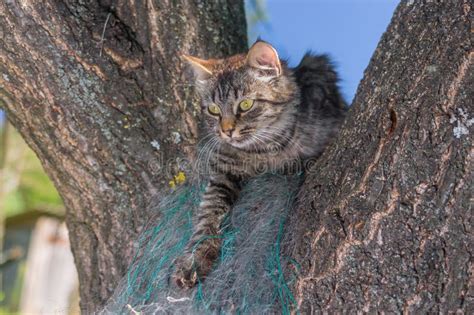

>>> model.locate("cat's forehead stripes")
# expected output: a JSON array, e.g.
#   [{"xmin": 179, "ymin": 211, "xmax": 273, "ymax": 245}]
[{"xmin": 211, "ymin": 72, "xmax": 247, "ymax": 106}]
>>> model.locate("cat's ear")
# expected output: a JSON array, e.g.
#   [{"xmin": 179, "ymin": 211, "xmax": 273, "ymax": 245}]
[
  {"xmin": 246, "ymin": 41, "xmax": 282, "ymax": 77},
  {"xmin": 182, "ymin": 55, "xmax": 216, "ymax": 81}
]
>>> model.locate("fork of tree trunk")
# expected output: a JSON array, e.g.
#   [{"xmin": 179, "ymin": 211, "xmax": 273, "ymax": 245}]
[{"xmin": 0, "ymin": 1, "xmax": 471, "ymax": 313}]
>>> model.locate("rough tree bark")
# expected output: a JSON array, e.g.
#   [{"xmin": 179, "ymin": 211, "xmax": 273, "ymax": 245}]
[
  {"xmin": 0, "ymin": 0, "xmax": 472, "ymax": 313},
  {"xmin": 283, "ymin": 1, "xmax": 472, "ymax": 313},
  {"xmin": 0, "ymin": 1, "xmax": 246, "ymax": 312}
]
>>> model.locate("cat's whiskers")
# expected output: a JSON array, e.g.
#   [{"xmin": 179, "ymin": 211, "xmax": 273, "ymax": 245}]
[
  {"xmin": 198, "ymin": 138, "xmax": 219, "ymax": 181},
  {"xmin": 196, "ymin": 137, "xmax": 213, "ymax": 168},
  {"xmin": 255, "ymin": 128, "xmax": 289, "ymax": 147},
  {"xmin": 203, "ymin": 138, "xmax": 221, "ymax": 173},
  {"xmin": 259, "ymin": 126, "xmax": 304, "ymax": 152},
  {"xmin": 196, "ymin": 136, "xmax": 220, "ymax": 177},
  {"xmin": 247, "ymin": 134, "xmax": 267, "ymax": 152},
  {"xmin": 250, "ymin": 133, "xmax": 281, "ymax": 153}
]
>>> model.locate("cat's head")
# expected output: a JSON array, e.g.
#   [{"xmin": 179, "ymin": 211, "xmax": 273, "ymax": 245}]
[{"xmin": 184, "ymin": 41, "xmax": 298, "ymax": 150}]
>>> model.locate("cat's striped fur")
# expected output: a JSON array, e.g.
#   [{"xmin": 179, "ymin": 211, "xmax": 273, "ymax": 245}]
[{"xmin": 174, "ymin": 41, "xmax": 346, "ymax": 288}]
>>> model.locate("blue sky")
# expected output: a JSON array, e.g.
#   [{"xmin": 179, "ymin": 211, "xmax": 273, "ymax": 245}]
[{"xmin": 247, "ymin": 0, "xmax": 399, "ymax": 102}]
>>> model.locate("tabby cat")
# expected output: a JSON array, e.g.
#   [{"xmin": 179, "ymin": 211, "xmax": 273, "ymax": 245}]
[{"xmin": 174, "ymin": 41, "xmax": 346, "ymax": 288}]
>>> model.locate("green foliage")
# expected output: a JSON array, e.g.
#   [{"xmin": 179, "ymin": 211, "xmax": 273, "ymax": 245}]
[
  {"xmin": 246, "ymin": 0, "xmax": 269, "ymax": 44},
  {"xmin": 0, "ymin": 124, "xmax": 63, "ymax": 218},
  {"xmin": 246, "ymin": 0, "xmax": 268, "ymax": 25}
]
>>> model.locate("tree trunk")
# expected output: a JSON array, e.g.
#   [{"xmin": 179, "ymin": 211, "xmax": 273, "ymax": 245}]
[
  {"xmin": 0, "ymin": 1, "xmax": 246, "ymax": 312},
  {"xmin": 1, "ymin": 0, "xmax": 472, "ymax": 313},
  {"xmin": 283, "ymin": 1, "xmax": 472, "ymax": 313}
]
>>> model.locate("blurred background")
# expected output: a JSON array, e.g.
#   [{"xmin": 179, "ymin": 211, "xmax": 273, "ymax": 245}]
[{"xmin": 0, "ymin": 0, "xmax": 398, "ymax": 313}]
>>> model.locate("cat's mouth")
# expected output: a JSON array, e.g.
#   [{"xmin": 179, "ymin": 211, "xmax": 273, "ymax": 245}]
[
  {"xmin": 216, "ymin": 127, "xmax": 259, "ymax": 149},
  {"xmin": 219, "ymin": 133, "xmax": 252, "ymax": 148},
  {"xmin": 222, "ymin": 135, "xmax": 248, "ymax": 144}
]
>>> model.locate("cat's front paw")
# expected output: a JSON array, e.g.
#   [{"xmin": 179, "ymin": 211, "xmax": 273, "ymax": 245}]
[
  {"xmin": 172, "ymin": 243, "xmax": 219, "ymax": 289},
  {"xmin": 172, "ymin": 255, "xmax": 200, "ymax": 289}
]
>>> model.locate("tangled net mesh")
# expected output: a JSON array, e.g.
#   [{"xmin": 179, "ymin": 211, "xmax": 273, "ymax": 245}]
[{"xmin": 102, "ymin": 173, "xmax": 302, "ymax": 314}]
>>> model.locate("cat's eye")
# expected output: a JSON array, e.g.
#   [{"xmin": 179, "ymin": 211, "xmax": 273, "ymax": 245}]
[
  {"xmin": 239, "ymin": 99, "xmax": 254, "ymax": 112},
  {"xmin": 208, "ymin": 104, "xmax": 221, "ymax": 115}
]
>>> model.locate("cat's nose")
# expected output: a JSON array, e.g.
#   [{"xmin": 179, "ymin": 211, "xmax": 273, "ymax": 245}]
[
  {"xmin": 223, "ymin": 128, "xmax": 235, "ymax": 137},
  {"xmin": 221, "ymin": 117, "xmax": 236, "ymax": 137}
]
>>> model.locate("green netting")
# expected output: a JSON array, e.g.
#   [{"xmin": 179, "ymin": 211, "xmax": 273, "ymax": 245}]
[{"xmin": 102, "ymin": 173, "xmax": 302, "ymax": 314}]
